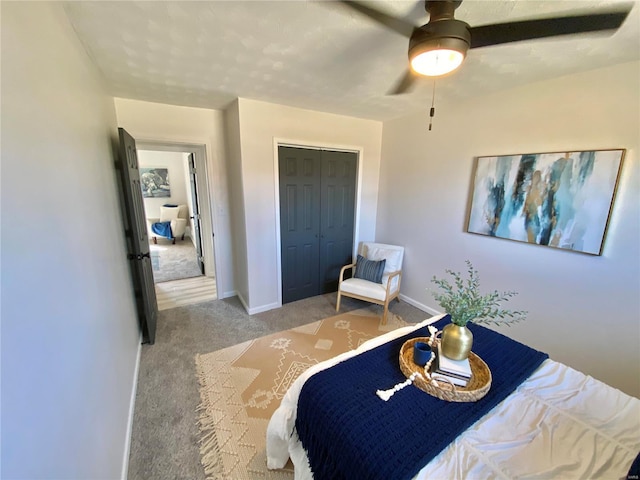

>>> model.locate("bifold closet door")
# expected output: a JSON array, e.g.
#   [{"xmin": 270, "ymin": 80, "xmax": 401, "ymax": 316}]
[
  {"xmin": 279, "ymin": 146, "xmax": 357, "ymax": 304},
  {"xmin": 279, "ymin": 146, "xmax": 322, "ymax": 304},
  {"xmin": 318, "ymin": 150, "xmax": 357, "ymax": 294}
]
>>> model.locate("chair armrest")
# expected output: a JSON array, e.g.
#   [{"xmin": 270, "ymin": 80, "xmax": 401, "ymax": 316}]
[
  {"xmin": 147, "ymin": 217, "xmax": 160, "ymax": 225},
  {"xmin": 383, "ymin": 270, "xmax": 402, "ymax": 294},
  {"xmin": 338, "ymin": 263, "xmax": 357, "ymax": 285},
  {"xmin": 171, "ymin": 218, "xmax": 187, "ymax": 236}
]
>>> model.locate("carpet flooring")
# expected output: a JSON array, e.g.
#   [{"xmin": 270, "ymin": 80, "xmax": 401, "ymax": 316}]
[
  {"xmin": 196, "ymin": 309, "xmax": 408, "ymax": 479},
  {"xmin": 150, "ymin": 236, "xmax": 202, "ymax": 283},
  {"xmin": 126, "ymin": 294, "xmax": 429, "ymax": 480}
]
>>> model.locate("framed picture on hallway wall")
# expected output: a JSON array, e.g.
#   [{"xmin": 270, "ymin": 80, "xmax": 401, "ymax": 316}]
[
  {"xmin": 466, "ymin": 149, "xmax": 625, "ymax": 256},
  {"xmin": 140, "ymin": 167, "xmax": 171, "ymax": 198}
]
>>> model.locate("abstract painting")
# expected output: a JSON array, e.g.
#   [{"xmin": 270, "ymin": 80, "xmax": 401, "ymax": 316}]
[
  {"xmin": 140, "ymin": 167, "xmax": 170, "ymax": 198},
  {"xmin": 467, "ymin": 149, "xmax": 624, "ymax": 255}
]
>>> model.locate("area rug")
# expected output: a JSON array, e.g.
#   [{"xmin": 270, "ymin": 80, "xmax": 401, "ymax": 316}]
[
  {"xmin": 150, "ymin": 236, "xmax": 202, "ymax": 283},
  {"xmin": 195, "ymin": 309, "xmax": 408, "ymax": 479}
]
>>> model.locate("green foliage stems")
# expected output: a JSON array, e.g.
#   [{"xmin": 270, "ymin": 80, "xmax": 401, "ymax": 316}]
[{"xmin": 430, "ymin": 260, "xmax": 527, "ymax": 327}]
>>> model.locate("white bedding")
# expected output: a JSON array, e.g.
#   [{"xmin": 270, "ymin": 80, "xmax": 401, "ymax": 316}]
[{"xmin": 266, "ymin": 315, "xmax": 640, "ymax": 479}]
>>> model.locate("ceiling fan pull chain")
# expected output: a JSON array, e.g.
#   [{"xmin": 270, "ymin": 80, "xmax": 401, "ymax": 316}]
[{"xmin": 428, "ymin": 79, "xmax": 436, "ymax": 131}]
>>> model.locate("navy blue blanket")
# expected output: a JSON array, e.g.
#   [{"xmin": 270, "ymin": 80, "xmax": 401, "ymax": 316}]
[
  {"xmin": 151, "ymin": 221, "xmax": 172, "ymax": 238},
  {"xmin": 295, "ymin": 316, "xmax": 548, "ymax": 480}
]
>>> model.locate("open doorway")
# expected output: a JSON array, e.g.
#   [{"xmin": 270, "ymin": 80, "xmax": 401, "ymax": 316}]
[
  {"xmin": 135, "ymin": 141, "xmax": 218, "ymax": 306},
  {"xmin": 138, "ymin": 150, "xmax": 203, "ymax": 283}
]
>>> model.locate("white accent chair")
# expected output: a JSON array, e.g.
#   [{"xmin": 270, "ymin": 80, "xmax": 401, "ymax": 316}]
[
  {"xmin": 147, "ymin": 204, "xmax": 189, "ymax": 244},
  {"xmin": 336, "ymin": 242, "xmax": 404, "ymax": 325}
]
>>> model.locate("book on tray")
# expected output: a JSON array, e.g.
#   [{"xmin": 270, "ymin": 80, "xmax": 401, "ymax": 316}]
[
  {"xmin": 432, "ymin": 346, "xmax": 472, "ymax": 387},
  {"xmin": 431, "ymin": 372, "xmax": 469, "ymax": 387}
]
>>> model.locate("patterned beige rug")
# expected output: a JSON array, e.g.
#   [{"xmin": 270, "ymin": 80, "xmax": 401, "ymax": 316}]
[{"xmin": 195, "ymin": 309, "xmax": 407, "ymax": 479}]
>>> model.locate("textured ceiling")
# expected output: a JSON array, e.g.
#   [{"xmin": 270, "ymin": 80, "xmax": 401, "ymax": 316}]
[{"xmin": 64, "ymin": 0, "xmax": 640, "ymax": 121}]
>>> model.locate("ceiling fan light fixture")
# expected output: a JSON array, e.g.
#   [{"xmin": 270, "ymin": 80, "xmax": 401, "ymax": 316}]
[
  {"xmin": 408, "ymin": 18, "xmax": 471, "ymax": 78},
  {"xmin": 410, "ymin": 48, "xmax": 464, "ymax": 76},
  {"xmin": 409, "ymin": 34, "xmax": 469, "ymax": 77}
]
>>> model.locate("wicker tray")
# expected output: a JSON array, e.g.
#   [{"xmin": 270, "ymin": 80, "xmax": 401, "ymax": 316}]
[{"xmin": 399, "ymin": 337, "xmax": 491, "ymax": 402}]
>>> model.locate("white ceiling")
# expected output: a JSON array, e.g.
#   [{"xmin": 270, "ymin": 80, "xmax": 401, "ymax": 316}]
[{"xmin": 64, "ymin": 0, "xmax": 640, "ymax": 121}]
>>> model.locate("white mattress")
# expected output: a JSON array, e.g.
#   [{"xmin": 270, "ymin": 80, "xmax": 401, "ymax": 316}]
[{"xmin": 266, "ymin": 316, "xmax": 640, "ymax": 479}]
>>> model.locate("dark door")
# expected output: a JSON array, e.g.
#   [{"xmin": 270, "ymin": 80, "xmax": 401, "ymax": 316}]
[
  {"xmin": 279, "ymin": 146, "xmax": 322, "ymax": 304},
  {"xmin": 319, "ymin": 150, "xmax": 357, "ymax": 293},
  {"xmin": 279, "ymin": 146, "xmax": 357, "ymax": 304},
  {"xmin": 188, "ymin": 153, "xmax": 205, "ymax": 275},
  {"xmin": 116, "ymin": 128, "xmax": 158, "ymax": 344}
]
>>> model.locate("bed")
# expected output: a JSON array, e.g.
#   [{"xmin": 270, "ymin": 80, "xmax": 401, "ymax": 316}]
[{"xmin": 266, "ymin": 314, "xmax": 640, "ymax": 479}]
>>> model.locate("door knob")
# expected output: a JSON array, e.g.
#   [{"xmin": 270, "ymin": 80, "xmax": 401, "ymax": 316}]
[{"xmin": 127, "ymin": 252, "xmax": 151, "ymax": 260}]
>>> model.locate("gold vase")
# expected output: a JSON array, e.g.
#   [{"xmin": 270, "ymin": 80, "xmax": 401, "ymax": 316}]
[{"xmin": 441, "ymin": 323, "xmax": 473, "ymax": 360}]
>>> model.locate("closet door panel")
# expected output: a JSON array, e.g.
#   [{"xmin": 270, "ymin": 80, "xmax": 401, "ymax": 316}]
[
  {"xmin": 279, "ymin": 146, "xmax": 322, "ymax": 303},
  {"xmin": 319, "ymin": 150, "xmax": 357, "ymax": 294}
]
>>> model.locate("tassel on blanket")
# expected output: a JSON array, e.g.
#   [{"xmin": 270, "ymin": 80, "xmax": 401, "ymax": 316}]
[
  {"xmin": 376, "ymin": 350, "xmax": 439, "ymax": 401},
  {"xmin": 376, "ymin": 372, "xmax": 421, "ymax": 401}
]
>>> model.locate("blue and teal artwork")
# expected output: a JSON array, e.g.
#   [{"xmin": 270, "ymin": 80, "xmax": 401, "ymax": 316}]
[
  {"xmin": 140, "ymin": 167, "xmax": 170, "ymax": 198},
  {"xmin": 467, "ymin": 149, "xmax": 624, "ymax": 255}
]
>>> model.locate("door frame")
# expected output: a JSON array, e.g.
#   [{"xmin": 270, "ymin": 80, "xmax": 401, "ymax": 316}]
[
  {"xmin": 273, "ymin": 138, "xmax": 364, "ymax": 307},
  {"xmin": 136, "ymin": 140, "xmax": 219, "ymax": 284}
]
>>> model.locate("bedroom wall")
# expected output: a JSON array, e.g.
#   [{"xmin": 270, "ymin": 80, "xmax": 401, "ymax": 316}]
[
  {"xmin": 1, "ymin": 3, "xmax": 140, "ymax": 478},
  {"xmin": 377, "ymin": 61, "xmax": 640, "ymax": 397},
  {"xmin": 114, "ymin": 98, "xmax": 233, "ymax": 297},
  {"xmin": 224, "ymin": 101, "xmax": 249, "ymax": 304},
  {"xmin": 232, "ymin": 98, "xmax": 383, "ymax": 313},
  {"xmin": 138, "ymin": 150, "xmax": 190, "ymax": 219}
]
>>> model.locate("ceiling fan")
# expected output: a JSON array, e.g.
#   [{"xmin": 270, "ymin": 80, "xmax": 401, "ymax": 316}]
[{"xmin": 336, "ymin": 0, "xmax": 632, "ymax": 94}]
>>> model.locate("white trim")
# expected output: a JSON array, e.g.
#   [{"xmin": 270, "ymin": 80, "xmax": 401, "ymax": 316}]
[
  {"xmin": 276, "ymin": 141, "xmax": 361, "ymax": 154},
  {"xmin": 247, "ymin": 301, "xmax": 281, "ymax": 315},
  {"xmin": 237, "ymin": 292, "xmax": 279, "ymax": 315},
  {"xmin": 237, "ymin": 292, "xmax": 250, "ymax": 313},
  {"xmin": 220, "ymin": 289, "xmax": 237, "ymax": 299},
  {"xmin": 121, "ymin": 334, "xmax": 142, "ymax": 480},
  {"xmin": 399, "ymin": 293, "xmax": 443, "ymax": 317},
  {"xmin": 272, "ymin": 137, "xmax": 365, "ymax": 307}
]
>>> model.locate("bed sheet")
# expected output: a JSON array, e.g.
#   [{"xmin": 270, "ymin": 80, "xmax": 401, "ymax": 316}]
[{"xmin": 266, "ymin": 315, "xmax": 640, "ymax": 480}]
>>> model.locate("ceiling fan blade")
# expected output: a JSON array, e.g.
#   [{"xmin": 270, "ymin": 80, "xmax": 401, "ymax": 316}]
[
  {"xmin": 469, "ymin": 7, "xmax": 632, "ymax": 49},
  {"xmin": 336, "ymin": 1, "xmax": 418, "ymax": 38},
  {"xmin": 387, "ymin": 69, "xmax": 417, "ymax": 95}
]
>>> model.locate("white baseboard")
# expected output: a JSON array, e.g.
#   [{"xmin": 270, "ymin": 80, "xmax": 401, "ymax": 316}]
[
  {"xmin": 121, "ymin": 334, "xmax": 142, "ymax": 480},
  {"xmin": 220, "ymin": 289, "xmax": 237, "ymax": 300},
  {"xmin": 399, "ymin": 293, "xmax": 443, "ymax": 317},
  {"xmin": 237, "ymin": 292, "xmax": 249, "ymax": 312},
  {"xmin": 236, "ymin": 291, "xmax": 439, "ymax": 318},
  {"xmin": 235, "ymin": 292, "xmax": 280, "ymax": 315},
  {"xmin": 247, "ymin": 301, "xmax": 280, "ymax": 315}
]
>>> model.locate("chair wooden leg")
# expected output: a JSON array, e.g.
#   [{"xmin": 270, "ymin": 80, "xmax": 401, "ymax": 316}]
[
  {"xmin": 382, "ymin": 301, "xmax": 390, "ymax": 325},
  {"xmin": 336, "ymin": 291, "xmax": 342, "ymax": 312},
  {"xmin": 152, "ymin": 237, "xmax": 157, "ymax": 244},
  {"xmin": 172, "ymin": 237, "xmax": 176, "ymax": 245}
]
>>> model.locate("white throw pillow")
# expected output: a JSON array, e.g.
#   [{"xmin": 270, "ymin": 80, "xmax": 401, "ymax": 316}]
[
  {"xmin": 160, "ymin": 206, "xmax": 180, "ymax": 223},
  {"xmin": 364, "ymin": 245, "xmax": 402, "ymax": 273}
]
